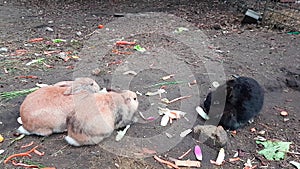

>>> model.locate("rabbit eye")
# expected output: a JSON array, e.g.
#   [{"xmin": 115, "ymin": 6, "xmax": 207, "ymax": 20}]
[{"xmin": 133, "ymin": 97, "xmax": 137, "ymax": 101}]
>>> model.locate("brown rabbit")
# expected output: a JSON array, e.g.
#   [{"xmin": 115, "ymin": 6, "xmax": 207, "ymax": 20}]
[
  {"xmin": 65, "ymin": 90, "xmax": 138, "ymax": 146},
  {"xmin": 17, "ymin": 77, "xmax": 100, "ymax": 136}
]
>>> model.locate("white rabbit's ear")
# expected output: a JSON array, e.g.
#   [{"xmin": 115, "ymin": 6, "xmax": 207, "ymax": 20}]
[
  {"xmin": 63, "ymin": 86, "xmax": 74, "ymax": 95},
  {"xmin": 63, "ymin": 85, "xmax": 85, "ymax": 95}
]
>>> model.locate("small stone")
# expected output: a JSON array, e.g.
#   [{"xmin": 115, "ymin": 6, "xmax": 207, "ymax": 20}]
[
  {"xmin": 193, "ymin": 125, "xmax": 228, "ymax": 148},
  {"xmin": 48, "ymin": 20, "xmax": 54, "ymax": 24}
]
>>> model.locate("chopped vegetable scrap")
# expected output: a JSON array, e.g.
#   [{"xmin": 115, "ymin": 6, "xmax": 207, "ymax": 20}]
[
  {"xmin": 195, "ymin": 106, "xmax": 210, "ymax": 120},
  {"xmin": 0, "ymin": 134, "xmax": 4, "ymax": 143},
  {"xmin": 28, "ymin": 38, "xmax": 44, "ymax": 43},
  {"xmin": 174, "ymin": 159, "xmax": 201, "ymax": 167},
  {"xmin": 4, "ymin": 146, "xmax": 43, "ymax": 164},
  {"xmin": 52, "ymin": 39, "xmax": 66, "ymax": 43},
  {"xmin": 244, "ymin": 159, "xmax": 257, "ymax": 169},
  {"xmin": 290, "ymin": 161, "xmax": 300, "ymax": 169},
  {"xmin": 178, "ymin": 148, "xmax": 191, "ymax": 159},
  {"xmin": 21, "ymin": 141, "xmax": 34, "ymax": 149},
  {"xmin": 0, "ymin": 87, "xmax": 39, "ymax": 101},
  {"xmin": 116, "ymin": 41, "xmax": 136, "ymax": 46},
  {"xmin": 138, "ymin": 111, "xmax": 155, "ymax": 121},
  {"xmin": 133, "ymin": 45, "xmax": 146, "ymax": 52},
  {"xmin": 256, "ymin": 140, "xmax": 292, "ymax": 160},
  {"xmin": 162, "ymin": 74, "xmax": 175, "ymax": 80},
  {"xmin": 180, "ymin": 129, "xmax": 192, "ymax": 137},
  {"xmin": 97, "ymin": 24, "xmax": 104, "ymax": 29},
  {"xmin": 280, "ymin": 111, "xmax": 288, "ymax": 116},
  {"xmin": 115, "ymin": 125, "xmax": 130, "ymax": 141},
  {"xmin": 173, "ymin": 27, "xmax": 189, "ymax": 33},
  {"xmin": 17, "ymin": 75, "xmax": 39, "ymax": 79},
  {"xmin": 194, "ymin": 145, "xmax": 202, "ymax": 161},
  {"xmin": 145, "ymin": 89, "xmax": 166, "ymax": 97},
  {"xmin": 123, "ymin": 70, "xmax": 138, "ymax": 75},
  {"xmin": 210, "ymin": 148, "xmax": 225, "ymax": 166},
  {"xmin": 161, "ymin": 95, "xmax": 192, "ymax": 104},
  {"xmin": 153, "ymin": 155, "xmax": 179, "ymax": 169},
  {"xmin": 158, "ymin": 107, "xmax": 186, "ymax": 126}
]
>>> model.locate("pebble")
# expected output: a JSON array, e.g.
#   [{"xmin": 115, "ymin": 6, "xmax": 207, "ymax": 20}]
[
  {"xmin": 0, "ymin": 47, "xmax": 8, "ymax": 53},
  {"xmin": 194, "ymin": 125, "xmax": 228, "ymax": 147}
]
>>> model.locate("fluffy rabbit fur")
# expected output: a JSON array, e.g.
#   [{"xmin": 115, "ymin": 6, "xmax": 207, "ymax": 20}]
[
  {"xmin": 65, "ymin": 90, "xmax": 138, "ymax": 146},
  {"xmin": 17, "ymin": 77, "xmax": 100, "ymax": 136},
  {"xmin": 203, "ymin": 76, "xmax": 264, "ymax": 130}
]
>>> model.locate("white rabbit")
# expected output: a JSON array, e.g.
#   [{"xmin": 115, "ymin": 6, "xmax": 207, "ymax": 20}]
[{"xmin": 65, "ymin": 90, "xmax": 138, "ymax": 146}]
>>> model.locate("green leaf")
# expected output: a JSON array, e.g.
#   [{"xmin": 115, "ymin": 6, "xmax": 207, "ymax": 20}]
[{"xmin": 256, "ymin": 140, "xmax": 292, "ymax": 161}]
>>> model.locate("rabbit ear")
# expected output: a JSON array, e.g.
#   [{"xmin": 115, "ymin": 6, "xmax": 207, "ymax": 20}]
[
  {"xmin": 63, "ymin": 86, "xmax": 74, "ymax": 95},
  {"xmin": 63, "ymin": 84, "xmax": 86, "ymax": 95}
]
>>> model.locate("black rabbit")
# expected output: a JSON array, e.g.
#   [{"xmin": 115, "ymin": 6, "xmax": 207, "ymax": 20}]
[{"xmin": 203, "ymin": 76, "xmax": 264, "ymax": 130}]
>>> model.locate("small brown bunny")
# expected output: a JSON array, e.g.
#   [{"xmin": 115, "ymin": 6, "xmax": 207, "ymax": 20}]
[
  {"xmin": 17, "ymin": 77, "xmax": 100, "ymax": 136},
  {"xmin": 65, "ymin": 90, "xmax": 138, "ymax": 146}
]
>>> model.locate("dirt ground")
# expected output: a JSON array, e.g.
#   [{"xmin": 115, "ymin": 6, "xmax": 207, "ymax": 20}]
[{"xmin": 0, "ymin": 0, "xmax": 299, "ymax": 169}]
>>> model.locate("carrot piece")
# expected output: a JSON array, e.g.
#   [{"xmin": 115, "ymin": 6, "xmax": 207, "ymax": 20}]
[
  {"xmin": 98, "ymin": 24, "xmax": 104, "ymax": 29},
  {"xmin": 11, "ymin": 160, "xmax": 39, "ymax": 168},
  {"xmin": 4, "ymin": 153, "xmax": 32, "ymax": 164},
  {"xmin": 28, "ymin": 38, "xmax": 44, "ymax": 43},
  {"xmin": 4, "ymin": 146, "xmax": 39, "ymax": 164},
  {"xmin": 116, "ymin": 41, "xmax": 136, "ymax": 45},
  {"xmin": 21, "ymin": 141, "xmax": 34, "ymax": 149},
  {"xmin": 33, "ymin": 149, "xmax": 45, "ymax": 156},
  {"xmin": 153, "ymin": 155, "xmax": 179, "ymax": 169}
]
